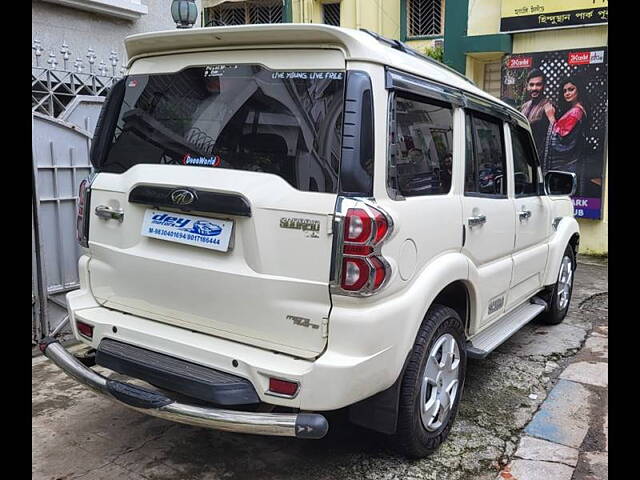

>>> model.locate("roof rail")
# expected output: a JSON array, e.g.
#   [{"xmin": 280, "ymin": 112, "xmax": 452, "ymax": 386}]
[{"xmin": 358, "ymin": 28, "xmax": 477, "ymax": 87}]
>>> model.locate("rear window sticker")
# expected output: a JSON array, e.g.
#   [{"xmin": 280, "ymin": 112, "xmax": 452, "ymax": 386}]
[
  {"xmin": 204, "ymin": 64, "xmax": 239, "ymax": 77},
  {"xmin": 182, "ymin": 154, "xmax": 222, "ymax": 167},
  {"xmin": 271, "ymin": 72, "xmax": 344, "ymax": 80}
]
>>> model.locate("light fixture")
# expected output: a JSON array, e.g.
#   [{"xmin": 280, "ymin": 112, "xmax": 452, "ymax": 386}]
[{"xmin": 171, "ymin": 0, "xmax": 198, "ymax": 29}]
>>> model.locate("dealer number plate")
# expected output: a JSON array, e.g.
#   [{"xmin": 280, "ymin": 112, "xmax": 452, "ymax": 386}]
[{"xmin": 141, "ymin": 209, "xmax": 233, "ymax": 252}]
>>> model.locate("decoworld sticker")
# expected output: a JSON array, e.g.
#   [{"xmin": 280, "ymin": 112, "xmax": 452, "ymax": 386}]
[{"xmin": 182, "ymin": 154, "xmax": 221, "ymax": 167}]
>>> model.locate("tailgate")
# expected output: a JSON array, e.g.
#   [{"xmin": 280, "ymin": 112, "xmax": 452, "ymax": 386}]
[{"xmin": 85, "ymin": 54, "xmax": 346, "ymax": 358}]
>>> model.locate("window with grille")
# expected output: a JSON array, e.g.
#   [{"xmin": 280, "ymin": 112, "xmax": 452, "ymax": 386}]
[
  {"xmin": 407, "ymin": 0, "xmax": 444, "ymax": 37},
  {"xmin": 204, "ymin": 0, "xmax": 283, "ymax": 26},
  {"xmin": 323, "ymin": 2, "xmax": 341, "ymax": 26},
  {"xmin": 483, "ymin": 62, "xmax": 502, "ymax": 99}
]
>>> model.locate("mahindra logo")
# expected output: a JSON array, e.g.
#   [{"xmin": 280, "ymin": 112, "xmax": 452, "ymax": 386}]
[
  {"xmin": 507, "ymin": 57, "xmax": 533, "ymax": 69},
  {"xmin": 170, "ymin": 189, "xmax": 196, "ymax": 206}
]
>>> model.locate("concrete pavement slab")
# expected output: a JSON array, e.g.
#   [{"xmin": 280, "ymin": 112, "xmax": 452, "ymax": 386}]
[
  {"xmin": 513, "ymin": 436, "xmax": 579, "ymax": 467},
  {"xmin": 497, "ymin": 459, "xmax": 574, "ymax": 480},
  {"xmin": 559, "ymin": 361, "xmax": 608, "ymax": 388},
  {"xmin": 524, "ymin": 379, "xmax": 592, "ymax": 448},
  {"xmin": 583, "ymin": 336, "xmax": 608, "ymax": 359},
  {"xmin": 579, "ymin": 451, "xmax": 608, "ymax": 480},
  {"xmin": 497, "ymin": 323, "xmax": 587, "ymax": 357}
]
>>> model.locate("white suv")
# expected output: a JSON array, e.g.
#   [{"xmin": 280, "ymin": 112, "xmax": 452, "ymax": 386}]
[{"xmin": 39, "ymin": 24, "xmax": 579, "ymax": 458}]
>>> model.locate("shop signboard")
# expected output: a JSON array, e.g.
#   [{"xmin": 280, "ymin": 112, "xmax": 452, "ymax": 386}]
[
  {"xmin": 501, "ymin": 47, "xmax": 608, "ymax": 219},
  {"xmin": 500, "ymin": 0, "xmax": 608, "ymax": 33}
]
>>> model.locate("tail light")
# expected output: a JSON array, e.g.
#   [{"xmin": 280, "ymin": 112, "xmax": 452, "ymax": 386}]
[
  {"xmin": 334, "ymin": 200, "xmax": 393, "ymax": 296},
  {"xmin": 76, "ymin": 178, "xmax": 92, "ymax": 248}
]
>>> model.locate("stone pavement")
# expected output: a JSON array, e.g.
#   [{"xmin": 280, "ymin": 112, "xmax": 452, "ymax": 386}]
[
  {"xmin": 32, "ymin": 257, "xmax": 607, "ymax": 480},
  {"xmin": 497, "ymin": 257, "xmax": 608, "ymax": 480}
]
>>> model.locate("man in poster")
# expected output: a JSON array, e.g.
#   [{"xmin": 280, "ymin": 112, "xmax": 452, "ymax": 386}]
[{"xmin": 519, "ymin": 69, "xmax": 556, "ymax": 159}]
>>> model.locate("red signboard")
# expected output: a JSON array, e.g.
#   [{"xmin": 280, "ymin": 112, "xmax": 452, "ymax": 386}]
[
  {"xmin": 568, "ymin": 51, "xmax": 591, "ymax": 65},
  {"xmin": 507, "ymin": 57, "xmax": 533, "ymax": 69}
]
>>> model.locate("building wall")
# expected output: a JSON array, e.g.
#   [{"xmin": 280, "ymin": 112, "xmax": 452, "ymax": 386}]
[
  {"xmin": 32, "ymin": 0, "xmax": 201, "ymax": 65},
  {"xmin": 451, "ymin": 0, "xmax": 608, "ymax": 255},
  {"xmin": 290, "ymin": 0, "xmax": 437, "ymax": 50},
  {"xmin": 467, "ymin": 0, "xmax": 501, "ymax": 35}
]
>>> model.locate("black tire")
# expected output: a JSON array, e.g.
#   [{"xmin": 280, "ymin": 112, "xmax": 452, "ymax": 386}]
[
  {"xmin": 393, "ymin": 304, "xmax": 467, "ymax": 458},
  {"xmin": 540, "ymin": 245, "xmax": 576, "ymax": 325}
]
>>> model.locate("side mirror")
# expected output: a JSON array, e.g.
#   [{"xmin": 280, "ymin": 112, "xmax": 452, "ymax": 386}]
[{"xmin": 544, "ymin": 171, "xmax": 576, "ymax": 196}]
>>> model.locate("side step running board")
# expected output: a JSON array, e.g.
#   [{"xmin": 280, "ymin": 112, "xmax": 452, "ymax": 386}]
[{"xmin": 466, "ymin": 297, "xmax": 547, "ymax": 359}]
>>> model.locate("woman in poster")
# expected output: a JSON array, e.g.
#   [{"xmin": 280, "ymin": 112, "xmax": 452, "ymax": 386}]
[{"xmin": 544, "ymin": 76, "xmax": 589, "ymax": 174}]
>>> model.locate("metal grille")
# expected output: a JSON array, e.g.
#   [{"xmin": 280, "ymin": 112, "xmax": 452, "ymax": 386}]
[
  {"xmin": 323, "ymin": 3, "xmax": 341, "ymax": 26},
  {"xmin": 32, "ymin": 39, "xmax": 123, "ymax": 347},
  {"xmin": 32, "ymin": 40, "xmax": 124, "ymax": 118},
  {"xmin": 206, "ymin": 0, "xmax": 283, "ymax": 26},
  {"xmin": 407, "ymin": 0, "xmax": 443, "ymax": 37}
]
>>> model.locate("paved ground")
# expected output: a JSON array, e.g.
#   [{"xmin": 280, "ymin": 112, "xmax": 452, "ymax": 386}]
[{"xmin": 32, "ymin": 257, "xmax": 607, "ymax": 480}]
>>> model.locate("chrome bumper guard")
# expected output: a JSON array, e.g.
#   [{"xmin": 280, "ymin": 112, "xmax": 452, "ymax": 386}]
[{"xmin": 39, "ymin": 337, "xmax": 328, "ymax": 439}]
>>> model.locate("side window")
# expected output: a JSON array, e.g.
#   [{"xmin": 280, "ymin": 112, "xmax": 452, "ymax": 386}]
[
  {"xmin": 510, "ymin": 125, "xmax": 540, "ymax": 196},
  {"xmin": 388, "ymin": 94, "xmax": 454, "ymax": 197},
  {"xmin": 464, "ymin": 112, "xmax": 507, "ymax": 196}
]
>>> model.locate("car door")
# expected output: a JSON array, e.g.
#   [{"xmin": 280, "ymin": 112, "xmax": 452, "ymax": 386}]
[
  {"xmin": 506, "ymin": 123, "xmax": 551, "ymax": 309},
  {"xmin": 461, "ymin": 111, "xmax": 515, "ymax": 332},
  {"xmin": 384, "ymin": 89, "xmax": 462, "ymax": 294}
]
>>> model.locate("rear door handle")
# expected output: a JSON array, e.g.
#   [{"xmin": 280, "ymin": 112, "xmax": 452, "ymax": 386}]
[
  {"xmin": 518, "ymin": 209, "xmax": 532, "ymax": 220},
  {"xmin": 95, "ymin": 205, "xmax": 124, "ymax": 222},
  {"xmin": 468, "ymin": 214, "xmax": 487, "ymax": 227}
]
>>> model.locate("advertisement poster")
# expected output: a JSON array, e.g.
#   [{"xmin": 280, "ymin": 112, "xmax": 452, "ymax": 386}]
[
  {"xmin": 500, "ymin": 0, "xmax": 608, "ymax": 33},
  {"xmin": 501, "ymin": 47, "xmax": 608, "ymax": 219}
]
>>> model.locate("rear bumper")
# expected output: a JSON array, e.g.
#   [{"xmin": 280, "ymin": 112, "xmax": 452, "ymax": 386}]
[
  {"xmin": 38, "ymin": 337, "xmax": 328, "ymax": 439},
  {"xmin": 67, "ymin": 286, "xmax": 398, "ymax": 411}
]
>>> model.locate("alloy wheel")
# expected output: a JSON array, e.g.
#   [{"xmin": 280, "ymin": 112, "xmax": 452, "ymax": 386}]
[{"xmin": 420, "ymin": 333, "xmax": 461, "ymax": 432}]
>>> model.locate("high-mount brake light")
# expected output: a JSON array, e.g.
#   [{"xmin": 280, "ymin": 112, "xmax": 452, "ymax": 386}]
[
  {"xmin": 337, "ymin": 203, "xmax": 392, "ymax": 295},
  {"xmin": 76, "ymin": 178, "xmax": 91, "ymax": 248}
]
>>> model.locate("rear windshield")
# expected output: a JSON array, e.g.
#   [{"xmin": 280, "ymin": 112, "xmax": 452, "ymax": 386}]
[{"xmin": 97, "ymin": 64, "xmax": 345, "ymax": 193}]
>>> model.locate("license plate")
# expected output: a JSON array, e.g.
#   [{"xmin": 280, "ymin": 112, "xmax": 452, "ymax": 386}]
[{"xmin": 141, "ymin": 209, "xmax": 234, "ymax": 252}]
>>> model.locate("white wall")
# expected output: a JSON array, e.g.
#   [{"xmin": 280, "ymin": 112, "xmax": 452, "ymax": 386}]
[{"xmin": 32, "ymin": 0, "xmax": 202, "ymax": 67}]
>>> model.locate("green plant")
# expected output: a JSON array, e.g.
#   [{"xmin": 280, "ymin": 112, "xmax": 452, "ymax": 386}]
[{"xmin": 424, "ymin": 45, "xmax": 444, "ymax": 63}]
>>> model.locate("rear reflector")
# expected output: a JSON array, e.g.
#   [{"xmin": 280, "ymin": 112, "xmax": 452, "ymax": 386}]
[
  {"xmin": 76, "ymin": 320, "xmax": 94, "ymax": 339},
  {"xmin": 269, "ymin": 378, "xmax": 298, "ymax": 396}
]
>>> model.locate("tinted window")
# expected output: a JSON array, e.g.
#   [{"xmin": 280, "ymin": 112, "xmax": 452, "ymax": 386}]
[
  {"xmin": 464, "ymin": 112, "xmax": 507, "ymax": 196},
  {"xmin": 510, "ymin": 125, "xmax": 539, "ymax": 196},
  {"xmin": 388, "ymin": 94, "xmax": 454, "ymax": 197},
  {"xmin": 96, "ymin": 65, "xmax": 345, "ymax": 193}
]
